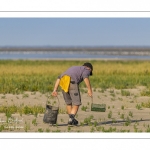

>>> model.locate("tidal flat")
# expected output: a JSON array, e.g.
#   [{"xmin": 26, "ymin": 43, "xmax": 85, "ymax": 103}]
[{"xmin": 1, "ymin": 60, "xmax": 150, "ymax": 132}]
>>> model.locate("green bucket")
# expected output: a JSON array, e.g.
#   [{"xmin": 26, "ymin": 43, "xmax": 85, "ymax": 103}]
[
  {"xmin": 91, "ymin": 103, "xmax": 106, "ymax": 112},
  {"xmin": 91, "ymin": 97, "xmax": 106, "ymax": 112}
]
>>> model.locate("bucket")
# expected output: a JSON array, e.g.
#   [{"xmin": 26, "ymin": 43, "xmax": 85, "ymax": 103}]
[
  {"xmin": 43, "ymin": 96, "xmax": 59, "ymax": 124},
  {"xmin": 91, "ymin": 97, "xmax": 106, "ymax": 112}
]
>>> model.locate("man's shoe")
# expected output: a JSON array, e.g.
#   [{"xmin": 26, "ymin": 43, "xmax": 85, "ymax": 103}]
[{"xmin": 68, "ymin": 118, "xmax": 78, "ymax": 126}]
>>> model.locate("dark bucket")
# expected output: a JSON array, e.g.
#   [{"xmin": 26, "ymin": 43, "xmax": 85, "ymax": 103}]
[
  {"xmin": 43, "ymin": 104, "xmax": 59, "ymax": 124},
  {"xmin": 43, "ymin": 96, "xmax": 60, "ymax": 125}
]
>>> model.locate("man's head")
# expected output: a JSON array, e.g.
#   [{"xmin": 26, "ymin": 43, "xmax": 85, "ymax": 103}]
[{"xmin": 83, "ymin": 62, "xmax": 93, "ymax": 76}]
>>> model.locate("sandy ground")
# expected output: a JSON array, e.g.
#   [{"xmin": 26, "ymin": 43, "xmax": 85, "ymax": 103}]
[{"xmin": 0, "ymin": 86, "xmax": 150, "ymax": 132}]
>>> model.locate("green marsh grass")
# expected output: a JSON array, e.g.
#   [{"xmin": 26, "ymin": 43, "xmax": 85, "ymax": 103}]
[
  {"xmin": 0, "ymin": 105, "xmax": 45, "ymax": 115},
  {"xmin": 1, "ymin": 60, "xmax": 150, "ymax": 94}
]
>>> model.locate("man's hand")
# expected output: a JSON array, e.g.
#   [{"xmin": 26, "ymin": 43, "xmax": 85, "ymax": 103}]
[
  {"xmin": 84, "ymin": 77, "xmax": 93, "ymax": 97},
  {"xmin": 51, "ymin": 91, "xmax": 58, "ymax": 97},
  {"xmin": 51, "ymin": 78, "xmax": 60, "ymax": 97},
  {"xmin": 87, "ymin": 89, "xmax": 92, "ymax": 97}
]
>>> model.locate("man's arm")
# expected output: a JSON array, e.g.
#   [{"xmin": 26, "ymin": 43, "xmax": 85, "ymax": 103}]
[
  {"xmin": 51, "ymin": 78, "xmax": 60, "ymax": 96},
  {"xmin": 84, "ymin": 77, "xmax": 92, "ymax": 97}
]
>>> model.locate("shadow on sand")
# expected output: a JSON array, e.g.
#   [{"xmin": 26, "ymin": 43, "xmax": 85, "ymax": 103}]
[
  {"xmin": 50, "ymin": 119, "xmax": 150, "ymax": 127},
  {"xmin": 98, "ymin": 119, "xmax": 150, "ymax": 126}
]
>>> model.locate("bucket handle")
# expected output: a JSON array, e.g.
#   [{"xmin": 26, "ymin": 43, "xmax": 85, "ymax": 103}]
[
  {"xmin": 91, "ymin": 96, "xmax": 93, "ymax": 104},
  {"xmin": 46, "ymin": 95, "xmax": 60, "ymax": 107}
]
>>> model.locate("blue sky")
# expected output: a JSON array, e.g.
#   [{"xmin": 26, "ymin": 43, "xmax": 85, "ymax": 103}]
[{"xmin": 0, "ymin": 18, "xmax": 150, "ymax": 47}]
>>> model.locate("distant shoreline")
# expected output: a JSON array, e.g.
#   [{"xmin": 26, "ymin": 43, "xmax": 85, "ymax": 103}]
[{"xmin": 1, "ymin": 47, "xmax": 150, "ymax": 56}]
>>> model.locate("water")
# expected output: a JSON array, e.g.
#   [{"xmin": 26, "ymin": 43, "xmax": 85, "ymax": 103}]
[{"xmin": 1, "ymin": 51, "xmax": 150, "ymax": 60}]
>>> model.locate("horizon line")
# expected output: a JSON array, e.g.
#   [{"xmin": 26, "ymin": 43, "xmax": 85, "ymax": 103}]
[{"xmin": 1, "ymin": 46, "xmax": 150, "ymax": 48}]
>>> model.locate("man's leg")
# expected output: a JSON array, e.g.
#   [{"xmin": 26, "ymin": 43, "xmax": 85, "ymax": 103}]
[
  {"xmin": 62, "ymin": 83, "xmax": 81, "ymax": 125},
  {"xmin": 70, "ymin": 105, "xmax": 79, "ymax": 115},
  {"xmin": 67, "ymin": 105, "xmax": 79, "ymax": 125},
  {"xmin": 66, "ymin": 105, "xmax": 79, "ymax": 117},
  {"xmin": 66, "ymin": 105, "xmax": 72, "ymax": 114},
  {"xmin": 68, "ymin": 83, "xmax": 81, "ymax": 125}
]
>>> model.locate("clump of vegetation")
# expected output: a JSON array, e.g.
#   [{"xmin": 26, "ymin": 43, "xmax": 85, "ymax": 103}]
[
  {"xmin": 0, "ymin": 125, "xmax": 5, "ymax": 132},
  {"xmin": 81, "ymin": 105, "xmax": 88, "ymax": 111},
  {"xmin": 90, "ymin": 127, "xmax": 95, "ymax": 132},
  {"xmin": 119, "ymin": 129, "xmax": 130, "ymax": 132},
  {"xmin": 102, "ymin": 127, "xmax": 117, "ymax": 132},
  {"xmin": 83, "ymin": 115, "xmax": 94, "ymax": 126},
  {"xmin": 136, "ymin": 104, "xmax": 142, "ymax": 110},
  {"xmin": 108, "ymin": 111, "xmax": 112, "ymax": 119},
  {"xmin": 32, "ymin": 118, "xmax": 37, "ymax": 126},
  {"xmin": 120, "ymin": 113, "xmax": 125, "ymax": 119},
  {"xmin": 118, "ymin": 97, "xmax": 123, "ymax": 101},
  {"xmin": 38, "ymin": 128, "xmax": 44, "ymax": 132},
  {"xmin": 68, "ymin": 126, "xmax": 71, "ymax": 132},
  {"xmin": 128, "ymin": 111, "xmax": 133, "ymax": 117},
  {"xmin": 141, "ymin": 101, "xmax": 150, "ymax": 108},
  {"xmin": 24, "ymin": 121, "xmax": 30, "ymax": 132},
  {"xmin": 22, "ymin": 93, "xmax": 29, "ymax": 98},
  {"xmin": 45, "ymin": 128, "xmax": 50, "ymax": 132},
  {"xmin": 52, "ymin": 129, "xmax": 61, "ymax": 132},
  {"xmin": 124, "ymin": 117, "xmax": 131, "ymax": 126},
  {"xmin": 121, "ymin": 90, "xmax": 130, "ymax": 96},
  {"xmin": 121, "ymin": 105, "xmax": 124, "ymax": 110},
  {"xmin": 141, "ymin": 89, "xmax": 150, "ymax": 96}
]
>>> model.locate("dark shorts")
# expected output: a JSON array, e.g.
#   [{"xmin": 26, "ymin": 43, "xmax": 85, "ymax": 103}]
[{"xmin": 62, "ymin": 82, "xmax": 81, "ymax": 106}]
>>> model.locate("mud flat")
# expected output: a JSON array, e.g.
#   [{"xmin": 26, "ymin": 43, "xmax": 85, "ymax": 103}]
[{"xmin": 0, "ymin": 86, "xmax": 150, "ymax": 132}]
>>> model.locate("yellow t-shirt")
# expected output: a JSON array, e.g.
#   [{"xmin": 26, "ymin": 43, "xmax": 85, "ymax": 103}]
[{"xmin": 59, "ymin": 75, "xmax": 71, "ymax": 92}]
